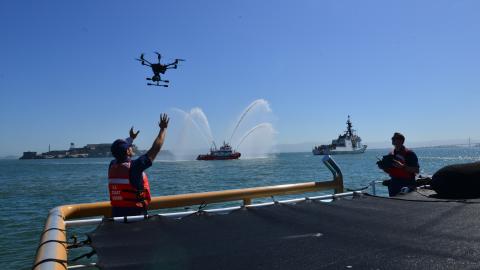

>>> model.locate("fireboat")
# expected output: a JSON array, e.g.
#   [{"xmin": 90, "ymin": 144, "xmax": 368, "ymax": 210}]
[{"xmin": 197, "ymin": 142, "xmax": 241, "ymax": 160}]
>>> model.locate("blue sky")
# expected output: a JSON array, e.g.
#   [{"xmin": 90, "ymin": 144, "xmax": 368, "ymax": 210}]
[{"xmin": 1, "ymin": 0, "xmax": 480, "ymax": 156}]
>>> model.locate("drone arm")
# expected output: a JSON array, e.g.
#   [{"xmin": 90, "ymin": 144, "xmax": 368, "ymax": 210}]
[
  {"xmin": 142, "ymin": 59, "xmax": 153, "ymax": 65},
  {"xmin": 136, "ymin": 59, "xmax": 153, "ymax": 66}
]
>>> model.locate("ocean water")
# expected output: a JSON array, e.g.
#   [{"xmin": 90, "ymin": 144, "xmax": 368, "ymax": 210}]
[{"xmin": 1, "ymin": 147, "xmax": 480, "ymax": 269}]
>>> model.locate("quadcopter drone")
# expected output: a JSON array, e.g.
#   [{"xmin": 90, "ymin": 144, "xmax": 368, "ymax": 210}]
[{"xmin": 136, "ymin": 52, "xmax": 185, "ymax": 87}]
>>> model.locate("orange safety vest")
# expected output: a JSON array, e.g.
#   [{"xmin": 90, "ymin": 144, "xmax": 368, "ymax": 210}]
[
  {"xmin": 386, "ymin": 148, "xmax": 415, "ymax": 179},
  {"xmin": 108, "ymin": 161, "xmax": 151, "ymax": 208}
]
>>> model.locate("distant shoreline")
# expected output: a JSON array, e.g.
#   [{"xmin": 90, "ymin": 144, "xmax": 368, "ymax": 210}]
[
  {"xmin": 4, "ymin": 144, "xmax": 480, "ymax": 160},
  {"xmin": 17, "ymin": 141, "xmax": 175, "ymax": 160},
  {"xmin": 4, "ymin": 142, "xmax": 480, "ymax": 160}
]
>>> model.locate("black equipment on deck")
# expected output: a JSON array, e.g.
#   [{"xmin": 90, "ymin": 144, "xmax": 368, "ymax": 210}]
[{"xmin": 431, "ymin": 161, "xmax": 480, "ymax": 198}]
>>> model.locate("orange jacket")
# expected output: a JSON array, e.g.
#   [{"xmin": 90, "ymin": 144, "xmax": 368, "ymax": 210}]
[
  {"xmin": 108, "ymin": 161, "xmax": 151, "ymax": 208},
  {"xmin": 386, "ymin": 148, "xmax": 416, "ymax": 180}
]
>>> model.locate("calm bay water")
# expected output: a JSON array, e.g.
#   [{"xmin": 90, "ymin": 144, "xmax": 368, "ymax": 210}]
[{"xmin": 1, "ymin": 147, "xmax": 480, "ymax": 269}]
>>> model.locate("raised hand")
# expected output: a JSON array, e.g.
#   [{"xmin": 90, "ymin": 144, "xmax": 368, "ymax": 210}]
[
  {"xmin": 147, "ymin": 113, "xmax": 169, "ymax": 162},
  {"xmin": 129, "ymin": 127, "xmax": 140, "ymax": 139},
  {"xmin": 159, "ymin": 113, "xmax": 169, "ymax": 129}
]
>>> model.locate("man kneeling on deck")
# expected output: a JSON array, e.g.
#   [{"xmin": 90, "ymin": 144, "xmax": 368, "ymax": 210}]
[
  {"xmin": 377, "ymin": 132, "xmax": 420, "ymax": 196},
  {"xmin": 108, "ymin": 113, "xmax": 169, "ymax": 217}
]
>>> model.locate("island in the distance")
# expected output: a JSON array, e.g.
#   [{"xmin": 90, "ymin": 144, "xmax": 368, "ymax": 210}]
[{"xmin": 19, "ymin": 142, "xmax": 172, "ymax": 159}]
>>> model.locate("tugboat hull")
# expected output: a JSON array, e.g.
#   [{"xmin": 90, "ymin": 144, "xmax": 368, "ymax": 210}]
[{"xmin": 197, "ymin": 152, "xmax": 241, "ymax": 160}]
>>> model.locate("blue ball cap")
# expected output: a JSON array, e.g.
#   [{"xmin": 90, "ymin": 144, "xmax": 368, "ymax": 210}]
[{"xmin": 111, "ymin": 139, "xmax": 132, "ymax": 160}]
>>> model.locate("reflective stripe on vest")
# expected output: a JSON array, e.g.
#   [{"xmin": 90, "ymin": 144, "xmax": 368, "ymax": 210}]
[
  {"xmin": 108, "ymin": 161, "xmax": 151, "ymax": 208},
  {"xmin": 108, "ymin": 178, "xmax": 130, "ymax": 185}
]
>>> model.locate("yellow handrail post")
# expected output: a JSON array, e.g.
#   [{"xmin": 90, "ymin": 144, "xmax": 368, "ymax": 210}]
[{"xmin": 322, "ymin": 155, "xmax": 343, "ymax": 193}]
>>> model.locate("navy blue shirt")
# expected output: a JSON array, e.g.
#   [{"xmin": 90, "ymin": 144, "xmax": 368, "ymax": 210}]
[{"xmin": 129, "ymin": 154, "xmax": 152, "ymax": 190}]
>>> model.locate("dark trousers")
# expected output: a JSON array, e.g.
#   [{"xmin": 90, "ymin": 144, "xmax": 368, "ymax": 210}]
[{"xmin": 388, "ymin": 177, "xmax": 416, "ymax": 197}]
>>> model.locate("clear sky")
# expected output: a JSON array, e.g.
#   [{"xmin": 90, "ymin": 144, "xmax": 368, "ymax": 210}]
[{"xmin": 1, "ymin": 0, "xmax": 480, "ymax": 156}]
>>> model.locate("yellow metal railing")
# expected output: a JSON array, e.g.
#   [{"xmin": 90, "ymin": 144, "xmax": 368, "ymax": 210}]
[{"xmin": 33, "ymin": 155, "xmax": 343, "ymax": 270}]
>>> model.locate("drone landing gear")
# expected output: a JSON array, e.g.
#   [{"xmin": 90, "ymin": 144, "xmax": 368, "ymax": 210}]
[
  {"xmin": 146, "ymin": 78, "xmax": 169, "ymax": 83},
  {"xmin": 147, "ymin": 83, "xmax": 168, "ymax": 87}
]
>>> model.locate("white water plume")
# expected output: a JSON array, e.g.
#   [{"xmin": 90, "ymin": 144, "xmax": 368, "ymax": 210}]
[
  {"xmin": 235, "ymin": 123, "xmax": 273, "ymax": 149},
  {"xmin": 235, "ymin": 123, "xmax": 276, "ymax": 158},
  {"xmin": 229, "ymin": 99, "xmax": 272, "ymax": 143},
  {"xmin": 169, "ymin": 108, "xmax": 215, "ymax": 160},
  {"xmin": 189, "ymin": 107, "xmax": 215, "ymax": 144},
  {"xmin": 169, "ymin": 99, "xmax": 276, "ymax": 160},
  {"xmin": 172, "ymin": 108, "xmax": 213, "ymax": 146}
]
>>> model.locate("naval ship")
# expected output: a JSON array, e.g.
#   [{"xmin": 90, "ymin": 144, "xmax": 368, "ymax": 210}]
[{"xmin": 313, "ymin": 116, "xmax": 367, "ymax": 155}]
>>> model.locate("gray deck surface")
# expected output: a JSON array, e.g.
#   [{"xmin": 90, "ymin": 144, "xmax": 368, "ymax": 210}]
[{"xmin": 89, "ymin": 191, "xmax": 480, "ymax": 270}]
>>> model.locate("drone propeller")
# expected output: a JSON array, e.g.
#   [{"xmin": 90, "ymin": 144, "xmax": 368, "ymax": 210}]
[
  {"xmin": 154, "ymin": 52, "xmax": 162, "ymax": 61},
  {"xmin": 136, "ymin": 53, "xmax": 153, "ymax": 66}
]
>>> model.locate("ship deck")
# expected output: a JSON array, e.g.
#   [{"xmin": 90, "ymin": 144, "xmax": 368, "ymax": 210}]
[
  {"xmin": 33, "ymin": 156, "xmax": 480, "ymax": 270},
  {"xmin": 87, "ymin": 189, "xmax": 480, "ymax": 270}
]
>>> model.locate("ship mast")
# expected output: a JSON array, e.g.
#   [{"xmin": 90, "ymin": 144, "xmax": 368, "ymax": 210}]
[{"xmin": 346, "ymin": 115, "xmax": 353, "ymax": 138}]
